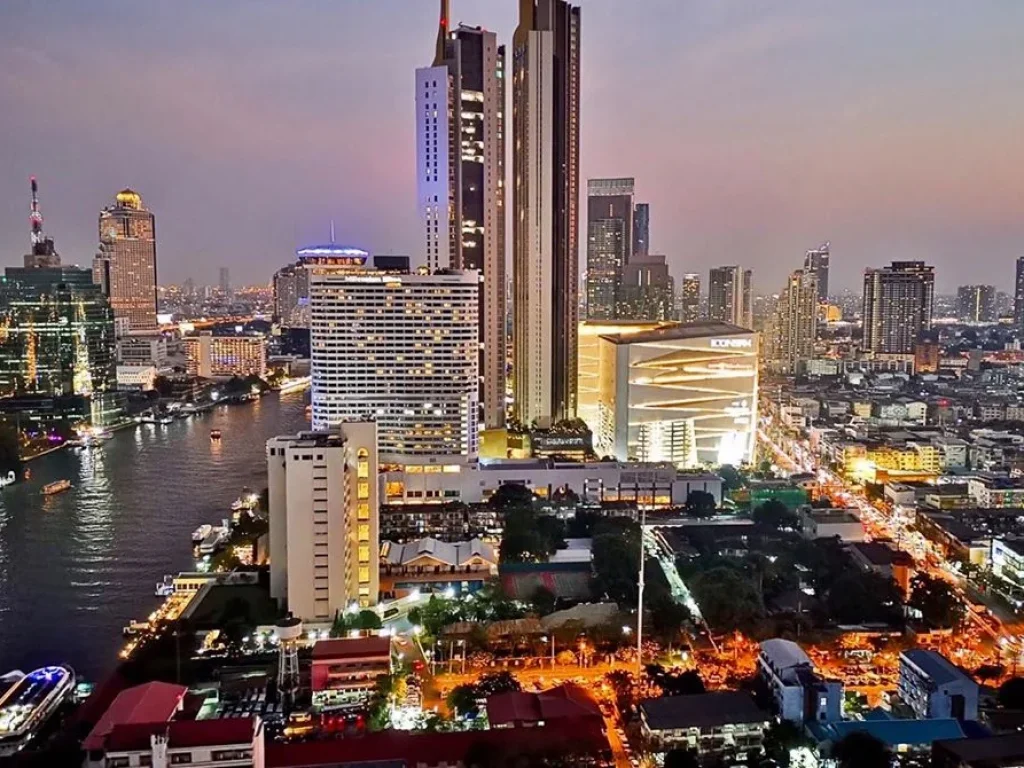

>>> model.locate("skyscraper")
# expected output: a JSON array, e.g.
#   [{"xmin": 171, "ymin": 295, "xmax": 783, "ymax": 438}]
[
  {"xmin": 273, "ymin": 261, "xmax": 310, "ymax": 328},
  {"xmin": 708, "ymin": 266, "xmax": 753, "ymax": 328},
  {"xmin": 679, "ymin": 273, "xmax": 700, "ymax": 322},
  {"xmin": 956, "ymin": 284, "xmax": 997, "ymax": 323},
  {"xmin": 633, "ymin": 202, "xmax": 650, "ymax": 258},
  {"xmin": 94, "ymin": 189, "xmax": 157, "ymax": 330},
  {"xmin": 803, "ymin": 242, "xmax": 830, "ymax": 302},
  {"xmin": 219, "ymin": 267, "xmax": 231, "ymax": 297},
  {"xmin": 304, "ymin": 247, "xmax": 479, "ymax": 461},
  {"xmin": 619, "ymin": 253, "xmax": 675, "ymax": 322},
  {"xmin": 1014, "ymin": 257, "xmax": 1024, "ymax": 331},
  {"xmin": 512, "ymin": 0, "xmax": 581, "ymax": 428},
  {"xmin": 767, "ymin": 269, "xmax": 818, "ymax": 374},
  {"xmin": 24, "ymin": 177, "xmax": 60, "ymax": 269},
  {"xmin": 585, "ymin": 177, "xmax": 634, "ymax": 321},
  {"xmin": 862, "ymin": 261, "xmax": 935, "ymax": 355},
  {"xmin": 416, "ymin": 2, "xmax": 506, "ymax": 428}
]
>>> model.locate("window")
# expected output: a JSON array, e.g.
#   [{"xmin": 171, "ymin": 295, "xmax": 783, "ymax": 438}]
[
  {"xmin": 358, "ymin": 524, "xmax": 370, "ymax": 541},
  {"xmin": 359, "ymin": 566, "xmax": 371, "ymax": 583},
  {"xmin": 212, "ymin": 749, "xmax": 253, "ymax": 761},
  {"xmin": 357, "ymin": 502, "xmax": 370, "ymax": 520},
  {"xmin": 170, "ymin": 755, "xmax": 193, "ymax": 765},
  {"xmin": 358, "ymin": 545, "xmax": 370, "ymax": 562},
  {"xmin": 357, "ymin": 482, "xmax": 369, "ymax": 500},
  {"xmin": 107, "ymin": 759, "xmax": 130, "ymax": 768}
]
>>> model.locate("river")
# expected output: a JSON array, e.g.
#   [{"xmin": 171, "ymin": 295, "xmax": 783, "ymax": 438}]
[{"xmin": 0, "ymin": 391, "xmax": 308, "ymax": 680}]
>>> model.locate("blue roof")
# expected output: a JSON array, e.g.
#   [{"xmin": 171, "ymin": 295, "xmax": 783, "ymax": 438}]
[
  {"xmin": 813, "ymin": 718, "xmax": 968, "ymax": 748},
  {"xmin": 295, "ymin": 245, "xmax": 368, "ymax": 257}
]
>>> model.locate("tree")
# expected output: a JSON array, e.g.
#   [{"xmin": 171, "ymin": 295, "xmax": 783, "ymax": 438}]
[
  {"xmin": 825, "ymin": 571, "xmax": 903, "ymax": 626},
  {"xmin": 684, "ymin": 490, "xmax": 717, "ymax": 518},
  {"xmin": 476, "ymin": 671, "xmax": 522, "ymax": 696},
  {"xmin": 831, "ymin": 730, "xmax": 892, "ymax": 768},
  {"xmin": 752, "ymin": 499, "xmax": 798, "ymax": 529},
  {"xmin": 763, "ymin": 719, "xmax": 813, "ymax": 768},
  {"xmin": 447, "ymin": 683, "xmax": 482, "ymax": 717},
  {"xmin": 664, "ymin": 749, "xmax": 700, "ymax": 768},
  {"xmin": 718, "ymin": 464, "xmax": 744, "ymax": 491},
  {"xmin": 355, "ymin": 609, "xmax": 383, "ymax": 630},
  {"xmin": 491, "ymin": 483, "xmax": 535, "ymax": 512},
  {"xmin": 908, "ymin": 573, "xmax": 963, "ymax": 628},
  {"xmin": 648, "ymin": 594, "xmax": 691, "ymax": 644},
  {"xmin": 690, "ymin": 567, "xmax": 764, "ymax": 632},
  {"xmin": 998, "ymin": 677, "xmax": 1024, "ymax": 710},
  {"xmin": 529, "ymin": 585, "xmax": 557, "ymax": 616},
  {"xmin": 499, "ymin": 508, "xmax": 548, "ymax": 563},
  {"xmin": 592, "ymin": 520, "xmax": 642, "ymax": 606},
  {"xmin": 647, "ymin": 666, "xmax": 705, "ymax": 696}
]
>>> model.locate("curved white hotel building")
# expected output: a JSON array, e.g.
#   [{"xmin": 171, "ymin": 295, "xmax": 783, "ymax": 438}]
[
  {"xmin": 302, "ymin": 245, "xmax": 479, "ymax": 461},
  {"xmin": 595, "ymin": 321, "xmax": 759, "ymax": 467}
]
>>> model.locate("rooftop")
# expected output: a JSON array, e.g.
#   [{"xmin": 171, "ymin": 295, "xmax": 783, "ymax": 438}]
[
  {"xmin": 104, "ymin": 718, "xmax": 255, "ymax": 753},
  {"xmin": 760, "ymin": 638, "xmax": 812, "ymax": 671},
  {"xmin": 311, "ymin": 636, "xmax": 391, "ymax": 662},
  {"xmin": 82, "ymin": 681, "xmax": 187, "ymax": 752},
  {"xmin": 382, "ymin": 537, "xmax": 495, "ymax": 567},
  {"xmin": 486, "ymin": 684, "xmax": 602, "ymax": 727},
  {"xmin": 640, "ymin": 692, "xmax": 768, "ymax": 731},
  {"xmin": 901, "ymin": 649, "xmax": 974, "ymax": 687},
  {"xmin": 600, "ymin": 321, "xmax": 753, "ymax": 345},
  {"xmin": 933, "ymin": 732, "xmax": 1024, "ymax": 763},
  {"xmin": 815, "ymin": 718, "xmax": 967, "ymax": 748}
]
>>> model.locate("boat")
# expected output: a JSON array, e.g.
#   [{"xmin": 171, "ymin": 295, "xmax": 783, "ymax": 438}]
[
  {"xmin": 0, "ymin": 665, "xmax": 76, "ymax": 757},
  {"xmin": 198, "ymin": 526, "xmax": 230, "ymax": 555},
  {"xmin": 42, "ymin": 480, "xmax": 71, "ymax": 496},
  {"xmin": 192, "ymin": 524, "xmax": 213, "ymax": 543},
  {"xmin": 122, "ymin": 620, "xmax": 150, "ymax": 636},
  {"xmin": 158, "ymin": 415, "xmax": 174, "ymax": 425},
  {"xmin": 155, "ymin": 575, "xmax": 175, "ymax": 597},
  {"xmin": 210, "ymin": 429, "xmax": 222, "ymax": 440}
]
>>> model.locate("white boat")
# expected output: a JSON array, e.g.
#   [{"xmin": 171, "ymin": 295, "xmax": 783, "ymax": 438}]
[
  {"xmin": 199, "ymin": 527, "xmax": 230, "ymax": 555},
  {"xmin": 0, "ymin": 665, "xmax": 75, "ymax": 757},
  {"xmin": 192, "ymin": 524, "xmax": 213, "ymax": 543},
  {"xmin": 155, "ymin": 575, "xmax": 175, "ymax": 597}
]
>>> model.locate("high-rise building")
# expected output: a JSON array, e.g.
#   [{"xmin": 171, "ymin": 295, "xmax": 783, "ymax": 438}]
[
  {"xmin": 767, "ymin": 269, "xmax": 818, "ymax": 374},
  {"xmin": 416, "ymin": 3, "xmax": 506, "ymax": 428},
  {"xmin": 862, "ymin": 261, "xmax": 935, "ymax": 355},
  {"xmin": 595, "ymin": 322, "xmax": 758, "ymax": 466},
  {"xmin": 619, "ymin": 253, "xmax": 675, "ymax": 322},
  {"xmin": 1015, "ymin": 257, "xmax": 1024, "ymax": 332},
  {"xmin": 94, "ymin": 189, "xmax": 157, "ymax": 331},
  {"xmin": 512, "ymin": 0, "xmax": 581, "ymax": 428},
  {"xmin": 0, "ymin": 266, "xmax": 121, "ymax": 426},
  {"xmin": 267, "ymin": 422, "xmax": 379, "ymax": 620},
  {"xmin": 956, "ymin": 284, "xmax": 997, "ymax": 323},
  {"xmin": 633, "ymin": 202, "xmax": 650, "ymax": 258},
  {"xmin": 679, "ymin": 273, "xmax": 701, "ymax": 322},
  {"xmin": 708, "ymin": 266, "xmax": 753, "ymax": 328},
  {"xmin": 304, "ymin": 247, "xmax": 479, "ymax": 460},
  {"xmin": 585, "ymin": 178, "xmax": 634, "ymax": 321},
  {"xmin": 184, "ymin": 332, "xmax": 267, "ymax": 378},
  {"xmin": 273, "ymin": 262, "xmax": 310, "ymax": 328},
  {"xmin": 24, "ymin": 177, "xmax": 60, "ymax": 269},
  {"xmin": 803, "ymin": 242, "xmax": 830, "ymax": 302},
  {"xmin": 219, "ymin": 267, "xmax": 231, "ymax": 297}
]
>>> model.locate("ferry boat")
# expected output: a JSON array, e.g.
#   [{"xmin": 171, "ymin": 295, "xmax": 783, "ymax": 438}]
[
  {"xmin": 192, "ymin": 524, "xmax": 213, "ymax": 543},
  {"xmin": 41, "ymin": 480, "xmax": 71, "ymax": 496},
  {"xmin": 0, "ymin": 665, "xmax": 76, "ymax": 757},
  {"xmin": 198, "ymin": 526, "xmax": 230, "ymax": 555},
  {"xmin": 155, "ymin": 574, "xmax": 175, "ymax": 597},
  {"xmin": 210, "ymin": 429, "xmax": 222, "ymax": 440}
]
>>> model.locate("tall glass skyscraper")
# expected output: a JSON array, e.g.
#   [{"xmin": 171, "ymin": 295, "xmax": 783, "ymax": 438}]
[
  {"xmin": 585, "ymin": 178, "xmax": 634, "ymax": 321},
  {"xmin": 94, "ymin": 189, "xmax": 158, "ymax": 331}
]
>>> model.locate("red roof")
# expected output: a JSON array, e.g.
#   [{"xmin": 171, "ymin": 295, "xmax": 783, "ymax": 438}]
[
  {"xmin": 82, "ymin": 681, "xmax": 188, "ymax": 751},
  {"xmin": 104, "ymin": 718, "xmax": 255, "ymax": 753},
  {"xmin": 311, "ymin": 636, "xmax": 391, "ymax": 661},
  {"xmin": 265, "ymin": 724, "xmax": 609, "ymax": 767},
  {"xmin": 486, "ymin": 683, "xmax": 603, "ymax": 727}
]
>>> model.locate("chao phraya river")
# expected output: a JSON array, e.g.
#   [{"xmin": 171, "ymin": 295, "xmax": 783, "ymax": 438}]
[{"xmin": 0, "ymin": 391, "xmax": 307, "ymax": 679}]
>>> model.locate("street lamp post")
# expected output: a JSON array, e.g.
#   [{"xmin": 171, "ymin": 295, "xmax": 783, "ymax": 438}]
[{"xmin": 637, "ymin": 506, "xmax": 646, "ymax": 675}]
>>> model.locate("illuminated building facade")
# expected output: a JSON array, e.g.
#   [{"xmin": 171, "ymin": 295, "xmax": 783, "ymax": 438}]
[
  {"xmin": 595, "ymin": 322, "xmax": 759, "ymax": 467},
  {"xmin": 184, "ymin": 332, "xmax": 267, "ymax": 378},
  {"xmin": 956, "ymin": 284, "xmax": 996, "ymax": 323},
  {"xmin": 586, "ymin": 177, "xmax": 634, "ymax": 321},
  {"xmin": 267, "ymin": 422, "xmax": 379, "ymax": 619},
  {"xmin": 708, "ymin": 266, "xmax": 753, "ymax": 329},
  {"xmin": 1015, "ymin": 257, "xmax": 1024, "ymax": 332},
  {"xmin": 416, "ymin": 4, "xmax": 506, "ymax": 428},
  {"xmin": 679, "ymin": 273, "xmax": 700, "ymax": 323},
  {"xmin": 304, "ymin": 247, "xmax": 479, "ymax": 461},
  {"xmin": 93, "ymin": 189, "xmax": 158, "ymax": 331},
  {"xmin": 273, "ymin": 261, "xmax": 309, "ymax": 328},
  {"xmin": 619, "ymin": 253, "xmax": 675, "ymax": 322},
  {"xmin": 803, "ymin": 242, "xmax": 830, "ymax": 302},
  {"xmin": 512, "ymin": 0, "xmax": 581, "ymax": 427},
  {"xmin": 765, "ymin": 269, "xmax": 818, "ymax": 375},
  {"xmin": 0, "ymin": 267, "xmax": 122, "ymax": 426},
  {"xmin": 862, "ymin": 261, "xmax": 935, "ymax": 355}
]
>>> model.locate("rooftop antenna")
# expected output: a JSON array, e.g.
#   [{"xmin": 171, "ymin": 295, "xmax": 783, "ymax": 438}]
[
  {"xmin": 29, "ymin": 176, "xmax": 44, "ymax": 248},
  {"xmin": 329, "ymin": 220, "xmax": 336, "ymax": 244},
  {"xmin": 434, "ymin": 0, "xmax": 450, "ymax": 65}
]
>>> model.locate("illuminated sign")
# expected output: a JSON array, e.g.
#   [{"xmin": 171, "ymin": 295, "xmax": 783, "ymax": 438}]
[{"xmin": 710, "ymin": 338, "xmax": 752, "ymax": 349}]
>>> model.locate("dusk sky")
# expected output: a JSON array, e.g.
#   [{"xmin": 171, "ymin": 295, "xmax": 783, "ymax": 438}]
[{"xmin": 2, "ymin": 1, "xmax": 1024, "ymax": 292}]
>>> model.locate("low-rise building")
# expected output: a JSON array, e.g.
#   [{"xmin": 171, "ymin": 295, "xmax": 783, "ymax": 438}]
[
  {"xmin": 847, "ymin": 542, "xmax": 914, "ymax": 595},
  {"xmin": 968, "ymin": 476, "xmax": 1024, "ymax": 508},
  {"xmin": 898, "ymin": 649, "xmax": 979, "ymax": 721},
  {"xmin": 379, "ymin": 502, "xmax": 500, "ymax": 542},
  {"xmin": 757, "ymin": 639, "xmax": 843, "ymax": 724},
  {"xmin": 933, "ymin": 732, "xmax": 1024, "ymax": 768},
  {"xmin": 639, "ymin": 691, "xmax": 769, "ymax": 762},
  {"xmin": 117, "ymin": 332, "xmax": 168, "ymax": 367},
  {"xmin": 991, "ymin": 537, "xmax": 1024, "ymax": 593},
  {"xmin": 97, "ymin": 718, "xmax": 255, "ymax": 768},
  {"xmin": 379, "ymin": 537, "xmax": 496, "ymax": 599},
  {"xmin": 800, "ymin": 508, "xmax": 863, "ymax": 542},
  {"xmin": 116, "ymin": 364, "xmax": 158, "ymax": 391},
  {"xmin": 486, "ymin": 684, "xmax": 602, "ymax": 730},
  {"xmin": 310, "ymin": 636, "xmax": 392, "ymax": 710}
]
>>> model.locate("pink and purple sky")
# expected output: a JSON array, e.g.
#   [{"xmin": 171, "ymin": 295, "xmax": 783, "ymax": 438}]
[{"xmin": 2, "ymin": 0, "xmax": 1023, "ymax": 291}]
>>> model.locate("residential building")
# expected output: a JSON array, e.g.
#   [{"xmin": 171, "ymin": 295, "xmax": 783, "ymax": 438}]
[
  {"xmin": 90, "ymin": 719, "xmax": 255, "ymax": 768},
  {"xmin": 416, "ymin": 8, "xmax": 506, "ymax": 428},
  {"xmin": 379, "ymin": 537, "xmax": 496, "ymax": 599},
  {"xmin": 380, "ymin": 503, "xmax": 501, "ymax": 542},
  {"xmin": 1015, "ymin": 257, "xmax": 1024, "ymax": 333},
  {"xmin": 273, "ymin": 261, "xmax": 309, "ymax": 328},
  {"xmin": 487, "ymin": 684, "xmax": 602, "ymax": 730},
  {"xmin": 800, "ymin": 508, "xmax": 863, "ymax": 542},
  {"xmin": 967, "ymin": 476, "xmax": 1024, "ymax": 508},
  {"xmin": 117, "ymin": 333, "xmax": 167, "ymax": 367},
  {"xmin": 898, "ymin": 649, "xmax": 979, "ymax": 721},
  {"xmin": 633, "ymin": 202, "xmax": 650, "ymax": 258},
  {"xmin": 380, "ymin": 460, "xmax": 723, "ymax": 508},
  {"xmin": 679, "ymin": 273, "xmax": 700, "ymax": 322},
  {"xmin": 304, "ymin": 249, "xmax": 479, "ymax": 460},
  {"xmin": 116, "ymin": 365, "xmax": 158, "ymax": 391},
  {"xmin": 933, "ymin": 732, "xmax": 1024, "ymax": 768},
  {"xmin": 766, "ymin": 269, "xmax": 818, "ymax": 374},
  {"xmin": 310, "ymin": 636, "xmax": 391, "ymax": 709},
  {"xmin": 957, "ymin": 284, "xmax": 997, "ymax": 323},
  {"xmin": 991, "ymin": 537, "xmax": 1024, "ymax": 593},
  {"xmin": 639, "ymin": 692, "xmax": 769, "ymax": 761},
  {"xmin": 83, "ymin": 681, "xmax": 188, "ymax": 758},
  {"xmin": 512, "ymin": 0, "xmax": 581, "ymax": 428},
  {"xmin": 915, "ymin": 330, "xmax": 941, "ymax": 374},
  {"xmin": 595, "ymin": 322, "xmax": 759, "ymax": 466},
  {"xmin": 585, "ymin": 177, "xmax": 634, "ymax": 321},
  {"xmin": 94, "ymin": 189, "xmax": 158, "ymax": 330},
  {"xmin": 267, "ymin": 423, "xmax": 379, "ymax": 621},
  {"xmin": 619, "ymin": 253, "xmax": 675, "ymax": 322},
  {"xmin": 803, "ymin": 242, "xmax": 830, "ymax": 302},
  {"xmin": 0, "ymin": 266, "xmax": 122, "ymax": 427},
  {"xmin": 184, "ymin": 332, "xmax": 267, "ymax": 379},
  {"xmin": 757, "ymin": 639, "xmax": 843, "ymax": 724},
  {"xmin": 708, "ymin": 266, "xmax": 753, "ymax": 328},
  {"xmin": 862, "ymin": 261, "xmax": 935, "ymax": 355},
  {"xmin": 931, "ymin": 436, "xmax": 968, "ymax": 470}
]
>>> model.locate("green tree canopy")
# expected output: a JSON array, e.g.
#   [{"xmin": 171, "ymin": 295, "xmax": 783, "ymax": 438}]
[
  {"xmin": 831, "ymin": 730, "xmax": 892, "ymax": 768},
  {"xmin": 752, "ymin": 499, "xmax": 799, "ymax": 529},
  {"xmin": 684, "ymin": 490, "xmax": 717, "ymax": 518},
  {"xmin": 908, "ymin": 572, "xmax": 963, "ymax": 628}
]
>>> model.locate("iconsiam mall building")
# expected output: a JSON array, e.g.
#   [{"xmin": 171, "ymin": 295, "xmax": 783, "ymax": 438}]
[{"xmin": 589, "ymin": 321, "xmax": 759, "ymax": 467}]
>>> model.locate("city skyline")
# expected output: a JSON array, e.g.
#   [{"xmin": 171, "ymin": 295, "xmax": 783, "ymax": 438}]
[{"xmin": 3, "ymin": 1, "xmax": 1024, "ymax": 290}]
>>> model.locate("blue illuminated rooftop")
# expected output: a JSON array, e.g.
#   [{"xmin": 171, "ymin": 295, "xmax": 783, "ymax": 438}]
[{"xmin": 295, "ymin": 245, "xmax": 369, "ymax": 258}]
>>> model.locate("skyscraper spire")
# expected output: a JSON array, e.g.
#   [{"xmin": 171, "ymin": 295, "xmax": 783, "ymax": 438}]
[
  {"xmin": 24, "ymin": 176, "xmax": 60, "ymax": 268},
  {"xmin": 29, "ymin": 176, "xmax": 44, "ymax": 248},
  {"xmin": 434, "ymin": 0, "xmax": 450, "ymax": 65}
]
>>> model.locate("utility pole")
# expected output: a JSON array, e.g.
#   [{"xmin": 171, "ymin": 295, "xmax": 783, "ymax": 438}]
[{"xmin": 636, "ymin": 506, "xmax": 646, "ymax": 675}]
